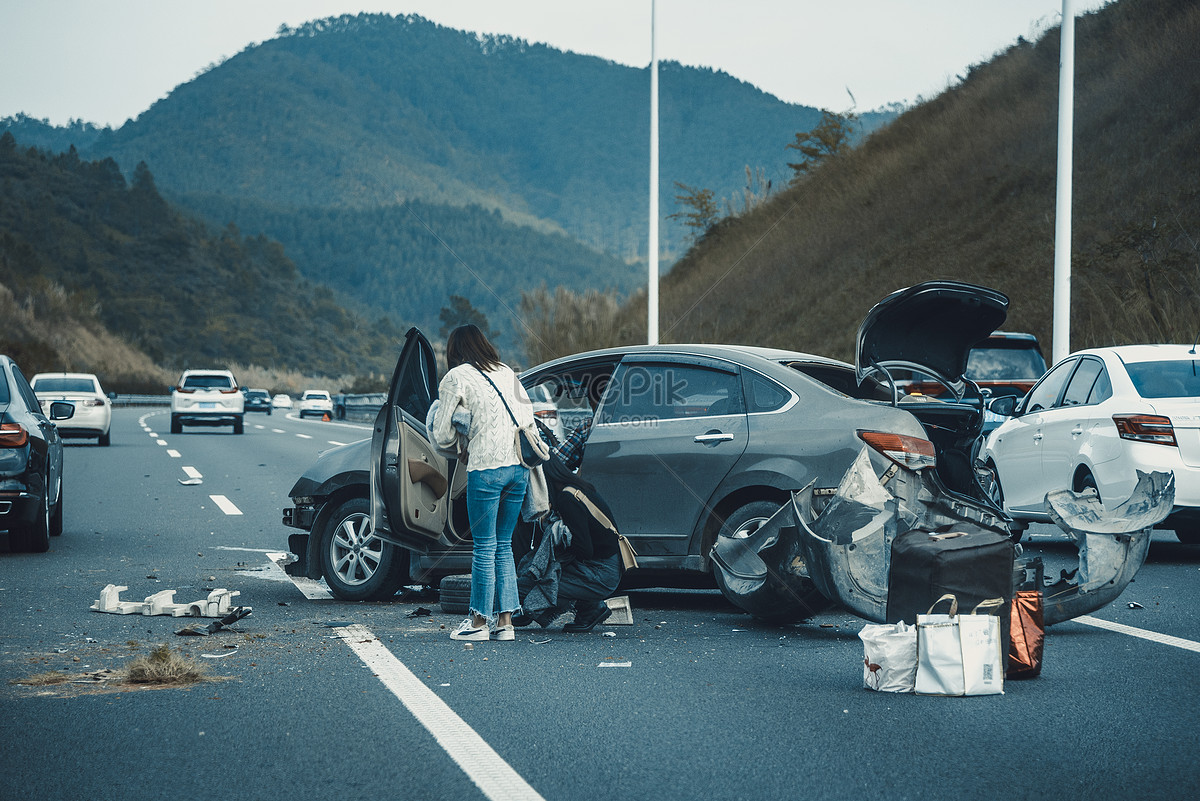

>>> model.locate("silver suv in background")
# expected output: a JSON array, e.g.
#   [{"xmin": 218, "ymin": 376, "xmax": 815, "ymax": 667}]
[{"xmin": 170, "ymin": 369, "xmax": 244, "ymax": 434}]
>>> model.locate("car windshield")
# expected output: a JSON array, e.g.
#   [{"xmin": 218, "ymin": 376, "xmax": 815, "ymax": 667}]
[
  {"xmin": 1125, "ymin": 359, "xmax": 1200, "ymax": 399},
  {"xmin": 184, "ymin": 375, "xmax": 234, "ymax": 389},
  {"xmin": 247, "ymin": 391, "xmax": 268, "ymax": 399},
  {"xmin": 33, "ymin": 377, "xmax": 97, "ymax": 393},
  {"xmin": 966, "ymin": 347, "xmax": 1046, "ymax": 380}
]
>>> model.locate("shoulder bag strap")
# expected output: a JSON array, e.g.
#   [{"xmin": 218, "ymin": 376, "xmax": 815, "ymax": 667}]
[
  {"xmin": 474, "ymin": 366, "xmax": 521, "ymax": 429},
  {"xmin": 563, "ymin": 486, "xmax": 618, "ymax": 535}
]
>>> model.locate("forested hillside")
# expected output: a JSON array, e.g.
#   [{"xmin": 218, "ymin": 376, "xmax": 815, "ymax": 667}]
[
  {"xmin": 0, "ymin": 133, "xmax": 403, "ymax": 382},
  {"xmin": 615, "ymin": 0, "xmax": 1200, "ymax": 360}
]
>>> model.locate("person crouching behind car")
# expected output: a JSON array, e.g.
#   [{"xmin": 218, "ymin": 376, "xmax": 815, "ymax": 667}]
[
  {"xmin": 517, "ymin": 453, "xmax": 621, "ymax": 632},
  {"xmin": 433, "ymin": 324, "xmax": 533, "ymax": 642}
]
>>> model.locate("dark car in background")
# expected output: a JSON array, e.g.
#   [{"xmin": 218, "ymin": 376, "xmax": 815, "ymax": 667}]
[
  {"xmin": 243, "ymin": 388, "xmax": 273, "ymax": 415},
  {"xmin": 282, "ymin": 281, "xmax": 1010, "ymax": 601},
  {"xmin": 1, "ymin": 355, "xmax": 74, "ymax": 552},
  {"xmin": 904, "ymin": 331, "xmax": 1046, "ymax": 398}
]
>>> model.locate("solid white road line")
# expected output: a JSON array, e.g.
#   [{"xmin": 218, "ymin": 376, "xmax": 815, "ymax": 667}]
[
  {"xmin": 1076, "ymin": 615, "xmax": 1200, "ymax": 653},
  {"xmin": 209, "ymin": 495, "xmax": 243, "ymax": 516},
  {"xmin": 336, "ymin": 625, "xmax": 546, "ymax": 801},
  {"xmin": 167, "ymin": 450, "xmax": 181, "ymax": 458},
  {"xmin": 182, "ymin": 466, "xmax": 203, "ymax": 479},
  {"xmin": 265, "ymin": 552, "xmax": 332, "ymax": 600}
]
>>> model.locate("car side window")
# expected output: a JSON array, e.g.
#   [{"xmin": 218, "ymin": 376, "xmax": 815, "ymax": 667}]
[
  {"xmin": 1088, "ymin": 368, "xmax": 1113, "ymax": 404},
  {"xmin": 1023, "ymin": 358, "xmax": 1076, "ymax": 412},
  {"xmin": 1059, "ymin": 358, "xmax": 1104, "ymax": 407},
  {"xmin": 745, "ymin": 373, "xmax": 790, "ymax": 412},
  {"xmin": 600, "ymin": 363, "xmax": 744, "ymax": 423}
]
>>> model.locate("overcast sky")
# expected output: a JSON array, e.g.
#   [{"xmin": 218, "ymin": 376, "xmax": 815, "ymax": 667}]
[{"xmin": 3, "ymin": 0, "xmax": 1112, "ymax": 128}]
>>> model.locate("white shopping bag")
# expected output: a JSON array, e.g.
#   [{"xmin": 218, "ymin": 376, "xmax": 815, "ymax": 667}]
[
  {"xmin": 859, "ymin": 622, "xmax": 918, "ymax": 692},
  {"xmin": 915, "ymin": 595, "xmax": 1004, "ymax": 696}
]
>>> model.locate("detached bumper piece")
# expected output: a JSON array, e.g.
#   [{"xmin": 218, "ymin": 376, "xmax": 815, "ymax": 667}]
[
  {"xmin": 1040, "ymin": 470, "xmax": 1173, "ymax": 625},
  {"xmin": 90, "ymin": 584, "xmax": 250, "ymax": 618}
]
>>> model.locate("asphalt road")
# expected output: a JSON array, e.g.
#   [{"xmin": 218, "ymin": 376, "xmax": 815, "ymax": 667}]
[{"xmin": 1, "ymin": 408, "xmax": 1198, "ymax": 801}]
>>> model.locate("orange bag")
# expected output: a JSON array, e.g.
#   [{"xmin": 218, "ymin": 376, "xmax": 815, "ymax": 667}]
[{"xmin": 1007, "ymin": 589, "xmax": 1044, "ymax": 679}]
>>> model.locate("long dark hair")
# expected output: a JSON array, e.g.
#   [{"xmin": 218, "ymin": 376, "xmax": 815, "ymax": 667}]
[{"xmin": 446, "ymin": 324, "xmax": 501, "ymax": 371}]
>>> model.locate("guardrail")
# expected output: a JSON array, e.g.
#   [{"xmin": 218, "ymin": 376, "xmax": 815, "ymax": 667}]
[{"xmin": 336, "ymin": 393, "xmax": 386, "ymax": 423}]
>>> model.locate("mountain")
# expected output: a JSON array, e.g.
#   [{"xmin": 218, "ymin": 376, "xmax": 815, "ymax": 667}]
[
  {"xmin": 0, "ymin": 133, "xmax": 403, "ymax": 380},
  {"xmin": 624, "ymin": 0, "xmax": 1200, "ymax": 361},
  {"xmin": 3, "ymin": 14, "xmax": 893, "ymax": 350}
]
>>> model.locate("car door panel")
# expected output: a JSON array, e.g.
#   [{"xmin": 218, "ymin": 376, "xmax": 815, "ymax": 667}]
[
  {"xmin": 371, "ymin": 328, "xmax": 448, "ymax": 552},
  {"xmin": 581, "ymin": 357, "xmax": 748, "ymax": 559}
]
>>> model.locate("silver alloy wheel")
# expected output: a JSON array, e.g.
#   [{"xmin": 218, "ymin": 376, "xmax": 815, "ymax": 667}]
[{"xmin": 329, "ymin": 511, "xmax": 383, "ymax": 586}]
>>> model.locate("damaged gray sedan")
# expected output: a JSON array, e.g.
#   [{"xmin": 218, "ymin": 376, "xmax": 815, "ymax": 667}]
[{"xmin": 712, "ymin": 281, "xmax": 1174, "ymax": 625}]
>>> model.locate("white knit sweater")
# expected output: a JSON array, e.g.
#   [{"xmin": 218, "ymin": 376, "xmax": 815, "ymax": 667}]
[{"xmin": 432, "ymin": 363, "xmax": 535, "ymax": 472}]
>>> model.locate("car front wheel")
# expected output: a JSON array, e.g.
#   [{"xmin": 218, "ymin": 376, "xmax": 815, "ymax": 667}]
[{"xmin": 317, "ymin": 497, "xmax": 409, "ymax": 601}]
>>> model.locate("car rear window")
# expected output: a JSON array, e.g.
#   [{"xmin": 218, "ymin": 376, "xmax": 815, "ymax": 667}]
[
  {"xmin": 32, "ymin": 377, "xmax": 97, "ymax": 393},
  {"xmin": 0, "ymin": 372, "xmax": 9, "ymax": 404},
  {"xmin": 966, "ymin": 346, "xmax": 1047, "ymax": 380},
  {"xmin": 1125, "ymin": 360, "xmax": 1200, "ymax": 399},
  {"xmin": 184, "ymin": 375, "xmax": 235, "ymax": 390}
]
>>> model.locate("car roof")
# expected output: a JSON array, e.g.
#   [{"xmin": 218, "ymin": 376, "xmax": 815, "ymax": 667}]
[
  {"xmin": 31, "ymin": 372, "xmax": 100, "ymax": 380},
  {"xmin": 526, "ymin": 342, "xmax": 846, "ymax": 374},
  {"xmin": 1078, "ymin": 344, "xmax": 1200, "ymax": 364}
]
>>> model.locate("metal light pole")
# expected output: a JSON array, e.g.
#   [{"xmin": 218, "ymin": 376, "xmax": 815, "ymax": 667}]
[
  {"xmin": 648, "ymin": 0, "xmax": 659, "ymax": 345},
  {"xmin": 1052, "ymin": 0, "xmax": 1075, "ymax": 364}
]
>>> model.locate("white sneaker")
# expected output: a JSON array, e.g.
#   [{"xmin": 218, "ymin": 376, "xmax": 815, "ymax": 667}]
[
  {"xmin": 450, "ymin": 618, "xmax": 490, "ymax": 641},
  {"xmin": 493, "ymin": 624, "xmax": 515, "ymax": 641}
]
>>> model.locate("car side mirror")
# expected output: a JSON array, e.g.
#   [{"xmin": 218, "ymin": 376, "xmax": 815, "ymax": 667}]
[
  {"xmin": 988, "ymin": 395, "xmax": 1019, "ymax": 417},
  {"xmin": 49, "ymin": 401, "xmax": 75, "ymax": 421}
]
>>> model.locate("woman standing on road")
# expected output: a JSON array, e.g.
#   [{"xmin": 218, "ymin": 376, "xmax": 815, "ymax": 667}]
[{"xmin": 432, "ymin": 324, "xmax": 532, "ymax": 641}]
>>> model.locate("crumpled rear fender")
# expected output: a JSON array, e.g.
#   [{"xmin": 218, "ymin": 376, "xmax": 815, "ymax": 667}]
[{"xmin": 1040, "ymin": 470, "xmax": 1174, "ymax": 625}]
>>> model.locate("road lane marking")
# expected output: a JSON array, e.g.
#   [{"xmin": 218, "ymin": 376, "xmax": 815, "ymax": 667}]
[
  {"xmin": 266, "ymin": 552, "xmax": 333, "ymax": 600},
  {"xmin": 296, "ymin": 433, "xmax": 313, "ymax": 439},
  {"xmin": 272, "ymin": 429, "xmax": 285, "ymax": 433},
  {"xmin": 254, "ymin": 424, "xmax": 265, "ymax": 429},
  {"xmin": 336, "ymin": 624, "xmax": 545, "ymax": 801},
  {"xmin": 182, "ymin": 466, "xmax": 203, "ymax": 479},
  {"xmin": 209, "ymin": 495, "xmax": 243, "ymax": 515},
  {"xmin": 156, "ymin": 439, "xmax": 167, "ymax": 446},
  {"xmin": 1076, "ymin": 615, "xmax": 1200, "ymax": 653},
  {"xmin": 167, "ymin": 450, "xmax": 181, "ymax": 458},
  {"xmin": 328, "ymin": 440, "xmax": 346, "ymax": 446}
]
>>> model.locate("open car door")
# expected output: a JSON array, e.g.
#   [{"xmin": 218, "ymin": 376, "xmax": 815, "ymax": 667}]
[{"xmin": 370, "ymin": 327, "xmax": 449, "ymax": 552}]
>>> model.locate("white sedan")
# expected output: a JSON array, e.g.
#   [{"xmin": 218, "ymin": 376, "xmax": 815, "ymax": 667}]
[
  {"xmin": 297, "ymin": 390, "xmax": 334, "ymax": 419},
  {"xmin": 980, "ymin": 344, "xmax": 1200, "ymax": 544},
  {"xmin": 31, "ymin": 372, "xmax": 112, "ymax": 446},
  {"xmin": 272, "ymin": 394, "xmax": 294, "ymax": 409}
]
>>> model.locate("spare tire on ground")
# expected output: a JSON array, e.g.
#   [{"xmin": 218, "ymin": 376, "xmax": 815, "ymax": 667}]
[{"xmin": 439, "ymin": 574, "xmax": 472, "ymax": 615}]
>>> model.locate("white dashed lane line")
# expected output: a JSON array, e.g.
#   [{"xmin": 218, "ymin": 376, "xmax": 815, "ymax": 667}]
[
  {"xmin": 296, "ymin": 433, "xmax": 313, "ymax": 439},
  {"xmin": 182, "ymin": 466, "xmax": 203, "ymax": 480},
  {"xmin": 336, "ymin": 624, "xmax": 546, "ymax": 801},
  {"xmin": 209, "ymin": 495, "xmax": 243, "ymax": 516},
  {"xmin": 1076, "ymin": 615, "xmax": 1200, "ymax": 653},
  {"xmin": 156, "ymin": 439, "xmax": 167, "ymax": 446},
  {"xmin": 266, "ymin": 552, "xmax": 332, "ymax": 600},
  {"xmin": 272, "ymin": 429, "xmax": 285, "ymax": 434},
  {"xmin": 328, "ymin": 440, "xmax": 346, "ymax": 446},
  {"xmin": 167, "ymin": 450, "xmax": 181, "ymax": 458}
]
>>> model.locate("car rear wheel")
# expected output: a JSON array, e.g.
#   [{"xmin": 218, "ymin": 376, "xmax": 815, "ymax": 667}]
[
  {"xmin": 98, "ymin": 430, "xmax": 110, "ymax": 447},
  {"xmin": 317, "ymin": 497, "xmax": 409, "ymax": 601},
  {"xmin": 10, "ymin": 477, "xmax": 51, "ymax": 553},
  {"xmin": 233, "ymin": 417, "xmax": 244, "ymax": 435},
  {"xmin": 170, "ymin": 415, "xmax": 182, "ymax": 434},
  {"xmin": 717, "ymin": 500, "xmax": 780, "ymax": 540}
]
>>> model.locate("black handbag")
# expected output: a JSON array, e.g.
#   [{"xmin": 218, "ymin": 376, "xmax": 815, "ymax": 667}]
[{"xmin": 475, "ymin": 367, "xmax": 550, "ymax": 468}]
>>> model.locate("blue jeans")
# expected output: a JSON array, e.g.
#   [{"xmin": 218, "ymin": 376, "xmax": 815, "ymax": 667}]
[{"xmin": 466, "ymin": 465, "xmax": 528, "ymax": 621}]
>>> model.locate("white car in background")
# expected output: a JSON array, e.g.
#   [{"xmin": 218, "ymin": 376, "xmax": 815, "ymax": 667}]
[
  {"xmin": 31, "ymin": 372, "xmax": 112, "ymax": 446},
  {"xmin": 272, "ymin": 393, "xmax": 294, "ymax": 409},
  {"xmin": 170, "ymin": 369, "xmax": 244, "ymax": 434},
  {"xmin": 297, "ymin": 390, "xmax": 334, "ymax": 419},
  {"xmin": 980, "ymin": 344, "xmax": 1200, "ymax": 544}
]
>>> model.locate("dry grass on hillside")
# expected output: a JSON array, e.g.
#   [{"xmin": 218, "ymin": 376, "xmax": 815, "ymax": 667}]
[{"xmin": 617, "ymin": 0, "xmax": 1200, "ymax": 360}]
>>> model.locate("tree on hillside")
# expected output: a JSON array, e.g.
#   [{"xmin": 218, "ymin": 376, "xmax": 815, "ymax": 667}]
[
  {"xmin": 786, "ymin": 109, "xmax": 858, "ymax": 183},
  {"xmin": 439, "ymin": 294, "xmax": 495, "ymax": 339},
  {"xmin": 724, "ymin": 166, "xmax": 773, "ymax": 217},
  {"xmin": 668, "ymin": 182, "xmax": 721, "ymax": 242}
]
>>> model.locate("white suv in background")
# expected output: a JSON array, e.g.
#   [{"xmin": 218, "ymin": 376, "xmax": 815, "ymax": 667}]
[
  {"xmin": 297, "ymin": 389, "xmax": 334, "ymax": 419},
  {"xmin": 170, "ymin": 369, "xmax": 244, "ymax": 434}
]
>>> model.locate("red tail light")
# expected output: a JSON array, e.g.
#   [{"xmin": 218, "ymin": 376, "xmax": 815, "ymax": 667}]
[
  {"xmin": 82, "ymin": 398, "xmax": 106, "ymax": 407},
  {"xmin": 176, "ymin": 386, "xmax": 195, "ymax": 393},
  {"xmin": 0, "ymin": 423, "xmax": 29, "ymax": 448},
  {"xmin": 858, "ymin": 430, "xmax": 937, "ymax": 471},
  {"xmin": 1113, "ymin": 414, "xmax": 1177, "ymax": 446},
  {"xmin": 220, "ymin": 388, "xmax": 239, "ymax": 394}
]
